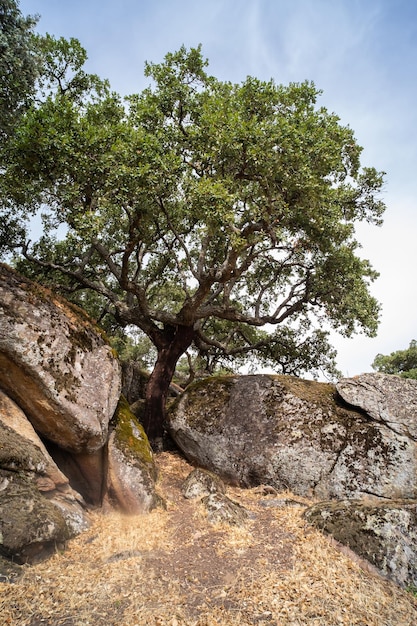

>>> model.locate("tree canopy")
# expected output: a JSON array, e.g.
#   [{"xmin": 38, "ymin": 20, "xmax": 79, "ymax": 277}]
[
  {"xmin": 0, "ymin": 0, "xmax": 39, "ymax": 139},
  {"xmin": 0, "ymin": 42, "xmax": 386, "ymax": 441},
  {"xmin": 372, "ymin": 340, "xmax": 417, "ymax": 380}
]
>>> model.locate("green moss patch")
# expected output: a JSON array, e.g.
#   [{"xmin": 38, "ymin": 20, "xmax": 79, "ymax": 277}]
[{"xmin": 112, "ymin": 396, "xmax": 154, "ymax": 470}]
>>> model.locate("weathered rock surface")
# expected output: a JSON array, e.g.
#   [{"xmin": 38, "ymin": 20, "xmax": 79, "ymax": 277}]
[
  {"xmin": 0, "ymin": 469, "xmax": 70, "ymax": 563},
  {"xmin": 1, "ymin": 389, "xmax": 71, "ymax": 495},
  {"xmin": 202, "ymin": 493, "xmax": 249, "ymax": 526},
  {"xmin": 0, "ymin": 263, "xmax": 121, "ymax": 453},
  {"xmin": 121, "ymin": 361, "xmax": 150, "ymax": 405},
  {"xmin": 304, "ymin": 499, "xmax": 417, "ymax": 589},
  {"xmin": 167, "ymin": 374, "xmax": 417, "ymax": 500},
  {"xmin": 0, "ymin": 394, "xmax": 89, "ymax": 563},
  {"xmin": 182, "ymin": 468, "xmax": 225, "ymax": 500},
  {"xmin": 336, "ymin": 373, "xmax": 417, "ymax": 440},
  {"xmin": 0, "ymin": 265, "xmax": 161, "ymax": 565},
  {"xmin": 182, "ymin": 468, "xmax": 247, "ymax": 525},
  {"xmin": 0, "ymin": 391, "xmax": 89, "ymax": 532},
  {"xmin": 103, "ymin": 398, "xmax": 162, "ymax": 513}
]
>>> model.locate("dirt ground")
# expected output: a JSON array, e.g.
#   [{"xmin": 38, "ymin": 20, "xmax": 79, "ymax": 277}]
[{"xmin": 1, "ymin": 450, "xmax": 417, "ymax": 625}]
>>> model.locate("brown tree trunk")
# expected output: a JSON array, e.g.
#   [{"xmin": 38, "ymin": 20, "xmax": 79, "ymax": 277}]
[{"xmin": 143, "ymin": 324, "xmax": 195, "ymax": 445}]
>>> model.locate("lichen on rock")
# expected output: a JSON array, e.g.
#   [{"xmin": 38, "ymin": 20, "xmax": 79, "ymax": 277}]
[
  {"xmin": 304, "ymin": 499, "xmax": 417, "ymax": 589},
  {"xmin": 0, "ymin": 469, "xmax": 71, "ymax": 564},
  {"xmin": 0, "ymin": 263, "xmax": 122, "ymax": 454},
  {"xmin": 167, "ymin": 374, "xmax": 417, "ymax": 500},
  {"xmin": 0, "ymin": 393, "xmax": 90, "ymax": 561},
  {"xmin": 103, "ymin": 397, "xmax": 163, "ymax": 513},
  {"xmin": 182, "ymin": 467, "xmax": 226, "ymax": 500}
]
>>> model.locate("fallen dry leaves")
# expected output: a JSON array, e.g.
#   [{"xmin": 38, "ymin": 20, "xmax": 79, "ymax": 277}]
[{"xmin": 1, "ymin": 451, "xmax": 416, "ymax": 625}]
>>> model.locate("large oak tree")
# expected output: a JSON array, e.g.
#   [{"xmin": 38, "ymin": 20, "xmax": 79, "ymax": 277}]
[{"xmin": 1, "ymin": 44, "xmax": 385, "ymax": 442}]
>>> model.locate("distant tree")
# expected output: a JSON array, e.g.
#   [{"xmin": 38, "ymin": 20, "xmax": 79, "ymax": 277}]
[
  {"xmin": 1, "ymin": 45, "xmax": 386, "ymax": 443},
  {"xmin": 372, "ymin": 340, "xmax": 417, "ymax": 379}
]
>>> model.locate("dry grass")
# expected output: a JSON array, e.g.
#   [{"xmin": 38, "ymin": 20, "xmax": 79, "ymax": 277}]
[{"xmin": 1, "ymin": 451, "xmax": 417, "ymax": 626}]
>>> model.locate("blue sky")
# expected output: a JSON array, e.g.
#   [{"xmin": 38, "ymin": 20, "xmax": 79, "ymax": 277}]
[{"xmin": 19, "ymin": 0, "xmax": 417, "ymax": 377}]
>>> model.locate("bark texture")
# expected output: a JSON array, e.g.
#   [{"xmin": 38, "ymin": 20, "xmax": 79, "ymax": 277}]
[{"xmin": 143, "ymin": 324, "xmax": 195, "ymax": 442}]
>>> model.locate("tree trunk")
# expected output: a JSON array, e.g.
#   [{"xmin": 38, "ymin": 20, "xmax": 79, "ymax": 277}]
[{"xmin": 143, "ymin": 324, "xmax": 195, "ymax": 445}]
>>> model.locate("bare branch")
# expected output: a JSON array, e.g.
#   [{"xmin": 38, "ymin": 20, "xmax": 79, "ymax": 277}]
[
  {"xmin": 158, "ymin": 197, "xmax": 199, "ymax": 280},
  {"xmin": 22, "ymin": 244, "xmax": 117, "ymax": 303}
]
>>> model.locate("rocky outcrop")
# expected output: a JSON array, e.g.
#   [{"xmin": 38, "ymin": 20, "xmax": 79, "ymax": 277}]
[
  {"xmin": 0, "ymin": 392, "xmax": 89, "ymax": 563},
  {"xmin": 336, "ymin": 373, "xmax": 417, "ymax": 440},
  {"xmin": 0, "ymin": 263, "xmax": 121, "ymax": 453},
  {"xmin": 167, "ymin": 374, "xmax": 417, "ymax": 500},
  {"xmin": 304, "ymin": 499, "xmax": 417, "ymax": 589},
  {"xmin": 103, "ymin": 398, "xmax": 162, "ymax": 513},
  {"xmin": 0, "ymin": 390, "xmax": 89, "ymax": 528},
  {"xmin": 0, "ymin": 264, "xmax": 160, "ymax": 565}
]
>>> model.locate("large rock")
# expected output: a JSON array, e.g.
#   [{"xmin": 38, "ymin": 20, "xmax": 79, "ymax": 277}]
[
  {"xmin": 103, "ymin": 398, "xmax": 162, "ymax": 513},
  {"xmin": 0, "ymin": 263, "xmax": 121, "ymax": 453},
  {"xmin": 0, "ymin": 393, "xmax": 89, "ymax": 563},
  {"xmin": 167, "ymin": 374, "xmax": 417, "ymax": 500},
  {"xmin": 336, "ymin": 373, "xmax": 417, "ymax": 440},
  {"xmin": 121, "ymin": 361, "xmax": 150, "ymax": 405},
  {"xmin": 0, "ymin": 389, "xmax": 63, "ymax": 491},
  {"xmin": 0, "ymin": 390, "xmax": 89, "ymax": 534},
  {"xmin": 0, "ymin": 469, "xmax": 70, "ymax": 563},
  {"xmin": 304, "ymin": 499, "xmax": 417, "ymax": 589}
]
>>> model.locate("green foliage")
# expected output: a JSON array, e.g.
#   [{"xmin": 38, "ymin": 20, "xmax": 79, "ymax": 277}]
[
  {"xmin": 109, "ymin": 329, "xmax": 157, "ymax": 368},
  {"xmin": 406, "ymin": 584, "xmax": 417, "ymax": 597},
  {"xmin": 372, "ymin": 340, "xmax": 417, "ymax": 379},
  {"xmin": 0, "ymin": 0, "xmax": 41, "ymax": 253},
  {"xmin": 0, "ymin": 0, "xmax": 39, "ymax": 140},
  {"xmin": 35, "ymin": 33, "xmax": 108, "ymax": 102},
  {"xmin": 1, "ymin": 44, "xmax": 386, "ymax": 381}
]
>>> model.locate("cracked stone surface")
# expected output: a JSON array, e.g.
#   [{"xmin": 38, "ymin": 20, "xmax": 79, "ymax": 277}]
[
  {"xmin": 0, "ymin": 263, "xmax": 121, "ymax": 453},
  {"xmin": 336, "ymin": 373, "xmax": 417, "ymax": 441},
  {"xmin": 0, "ymin": 392, "xmax": 90, "ymax": 563},
  {"xmin": 304, "ymin": 499, "xmax": 417, "ymax": 589},
  {"xmin": 167, "ymin": 374, "xmax": 417, "ymax": 500}
]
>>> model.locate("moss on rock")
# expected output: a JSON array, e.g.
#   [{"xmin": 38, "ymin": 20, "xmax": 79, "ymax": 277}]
[
  {"xmin": 104, "ymin": 396, "xmax": 163, "ymax": 513},
  {"xmin": 112, "ymin": 396, "xmax": 154, "ymax": 471}
]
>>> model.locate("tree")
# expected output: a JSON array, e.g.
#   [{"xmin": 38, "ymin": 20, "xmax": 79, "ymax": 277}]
[
  {"xmin": 1, "ymin": 44, "xmax": 386, "ymax": 443},
  {"xmin": 372, "ymin": 340, "xmax": 417, "ymax": 379},
  {"xmin": 0, "ymin": 0, "xmax": 41, "ymax": 251},
  {"xmin": 0, "ymin": 0, "xmax": 39, "ymax": 140},
  {"xmin": 0, "ymin": 30, "xmax": 107, "ymax": 254}
]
